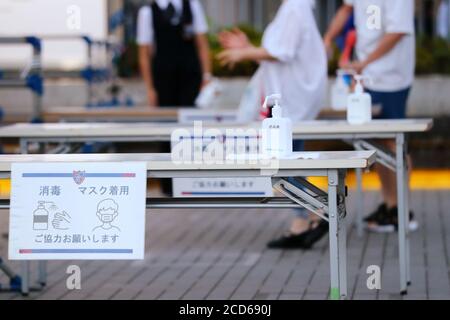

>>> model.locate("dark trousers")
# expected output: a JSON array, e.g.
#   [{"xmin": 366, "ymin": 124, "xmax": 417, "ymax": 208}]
[
  {"xmin": 367, "ymin": 87, "xmax": 411, "ymax": 120},
  {"xmin": 154, "ymin": 65, "xmax": 202, "ymax": 196},
  {"xmin": 153, "ymin": 64, "xmax": 202, "ymax": 108}
]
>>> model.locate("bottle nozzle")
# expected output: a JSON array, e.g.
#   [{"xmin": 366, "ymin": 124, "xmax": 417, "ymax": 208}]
[
  {"xmin": 353, "ymin": 75, "xmax": 371, "ymax": 93},
  {"xmin": 262, "ymin": 94, "xmax": 282, "ymax": 110},
  {"xmin": 353, "ymin": 74, "xmax": 372, "ymax": 84},
  {"xmin": 262, "ymin": 94, "xmax": 283, "ymax": 118}
]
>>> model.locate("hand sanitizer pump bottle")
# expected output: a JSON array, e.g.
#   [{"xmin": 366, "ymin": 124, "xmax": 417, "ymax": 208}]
[
  {"xmin": 331, "ymin": 69, "xmax": 351, "ymax": 110},
  {"xmin": 347, "ymin": 75, "xmax": 372, "ymax": 125},
  {"xmin": 261, "ymin": 94, "xmax": 293, "ymax": 159},
  {"xmin": 195, "ymin": 79, "xmax": 221, "ymax": 109}
]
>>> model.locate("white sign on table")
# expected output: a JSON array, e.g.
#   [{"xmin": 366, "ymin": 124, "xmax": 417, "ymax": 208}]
[
  {"xmin": 9, "ymin": 162, "xmax": 147, "ymax": 260},
  {"xmin": 171, "ymin": 133, "xmax": 273, "ymax": 198},
  {"xmin": 173, "ymin": 177, "xmax": 273, "ymax": 198}
]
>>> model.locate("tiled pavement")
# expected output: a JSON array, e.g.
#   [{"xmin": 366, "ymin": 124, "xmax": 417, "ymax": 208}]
[{"xmin": 0, "ymin": 190, "xmax": 449, "ymax": 300}]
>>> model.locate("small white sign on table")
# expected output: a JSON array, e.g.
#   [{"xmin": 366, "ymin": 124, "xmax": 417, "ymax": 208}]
[
  {"xmin": 9, "ymin": 162, "xmax": 147, "ymax": 260},
  {"xmin": 171, "ymin": 133, "xmax": 273, "ymax": 198}
]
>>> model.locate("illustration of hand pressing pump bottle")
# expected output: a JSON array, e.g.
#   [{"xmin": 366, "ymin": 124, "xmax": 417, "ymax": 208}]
[{"xmin": 32, "ymin": 201, "xmax": 72, "ymax": 231}]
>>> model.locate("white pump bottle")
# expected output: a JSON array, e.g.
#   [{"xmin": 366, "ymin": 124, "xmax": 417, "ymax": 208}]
[
  {"xmin": 261, "ymin": 94, "xmax": 293, "ymax": 159},
  {"xmin": 331, "ymin": 69, "xmax": 352, "ymax": 110},
  {"xmin": 195, "ymin": 79, "xmax": 222, "ymax": 109},
  {"xmin": 347, "ymin": 75, "xmax": 372, "ymax": 125}
]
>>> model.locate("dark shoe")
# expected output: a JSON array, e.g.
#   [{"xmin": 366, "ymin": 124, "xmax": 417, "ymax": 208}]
[
  {"xmin": 366, "ymin": 207, "xmax": 419, "ymax": 233},
  {"xmin": 364, "ymin": 203, "xmax": 387, "ymax": 223},
  {"xmin": 267, "ymin": 220, "xmax": 329, "ymax": 250}
]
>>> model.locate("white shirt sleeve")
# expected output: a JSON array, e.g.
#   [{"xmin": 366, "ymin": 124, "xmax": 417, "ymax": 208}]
[
  {"xmin": 385, "ymin": 0, "xmax": 415, "ymax": 34},
  {"xmin": 262, "ymin": 3, "xmax": 305, "ymax": 62},
  {"xmin": 343, "ymin": 0, "xmax": 354, "ymax": 6},
  {"xmin": 190, "ymin": 0, "xmax": 209, "ymax": 34},
  {"xmin": 136, "ymin": 6, "xmax": 154, "ymax": 45}
]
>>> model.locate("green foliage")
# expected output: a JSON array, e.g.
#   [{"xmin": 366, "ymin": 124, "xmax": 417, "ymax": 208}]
[
  {"xmin": 117, "ymin": 26, "xmax": 450, "ymax": 78},
  {"xmin": 328, "ymin": 35, "xmax": 450, "ymax": 76},
  {"xmin": 416, "ymin": 36, "xmax": 450, "ymax": 75},
  {"xmin": 211, "ymin": 27, "xmax": 450, "ymax": 77}
]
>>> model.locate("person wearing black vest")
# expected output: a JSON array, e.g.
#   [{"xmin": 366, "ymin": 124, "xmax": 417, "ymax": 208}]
[
  {"xmin": 137, "ymin": 0, "xmax": 212, "ymax": 107},
  {"xmin": 137, "ymin": 0, "xmax": 211, "ymax": 195}
]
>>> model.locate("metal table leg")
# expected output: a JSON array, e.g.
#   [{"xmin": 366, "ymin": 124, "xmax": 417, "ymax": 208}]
[
  {"xmin": 32, "ymin": 91, "xmax": 43, "ymax": 122},
  {"xmin": 19, "ymin": 138, "xmax": 48, "ymax": 293},
  {"xmin": 403, "ymin": 137, "xmax": 412, "ymax": 286},
  {"xmin": 38, "ymin": 261, "xmax": 47, "ymax": 287},
  {"xmin": 328, "ymin": 169, "xmax": 348, "ymax": 300},
  {"xmin": 337, "ymin": 169, "xmax": 348, "ymax": 298},
  {"xmin": 396, "ymin": 133, "xmax": 408, "ymax": 295},
  {"xmin": 20, "ymin": 261, "xmax": 29, "ymax": 296},
  {"xmin": 273, "ymin": 173, "xmax": 348, "ymax": 299},
  {"xmin": 355, "ymin": 168, "xmax": 364, "ymax": 237},
  {"xmin": 18, "ymin": 139, "xmax": 31, "ymax": 296},
  {"xmin": 354, "ymin": 137, "xmax": 411, "ymax": 293},
  {"xmin": 19, "ymin": 139, "xmax": 28, "ymax": 155}
]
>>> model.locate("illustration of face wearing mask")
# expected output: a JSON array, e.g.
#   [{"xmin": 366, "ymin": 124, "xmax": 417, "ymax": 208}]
[{"xmin": 93, "ymin": 199, "xmax": 121, "ymax": 233}]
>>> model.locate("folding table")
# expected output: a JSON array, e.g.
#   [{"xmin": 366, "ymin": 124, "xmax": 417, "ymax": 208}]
[
  {"xmin": 0, "ymin": 151, "xmax": 376, "ymax": 299},
  {"xmin": 0, "ymin": 118, "xmax": 433, "ymax": 294}
]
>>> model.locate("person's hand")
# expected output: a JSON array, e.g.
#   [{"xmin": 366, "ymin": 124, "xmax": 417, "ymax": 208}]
[
  {"xmin": 201, "ymin": 79, "xmax": 211, "ymax": 89},
  {"xmin": 217, "ymin": 49, "xmax": 245, "ymax": 69},
  {"xmin": 52, "ymin": 211, "xmax": 71, "ymax": 230},
  {"xmin": 201, "ymin": 72, "xmax": 213, "ymax": 89},
  {"xmin": 340, "ymin": 60, "xmax": 368, "ymax": 75},
  {"xmin": 218, "ymin": 28, "xmax": 251, "ymax": 50},
  {"xmin": 147, "ymin": 87, "xmax": 158, "ymax": 107}
]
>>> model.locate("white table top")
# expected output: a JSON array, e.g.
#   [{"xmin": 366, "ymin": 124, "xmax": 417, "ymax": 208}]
[
  {"xmin": 0, "ymin": 119, "xmax": 433, "ymax": 139},
  {"xmin": 296, "ymin": 119, "xmax": 432, "ymax": 134},
  {"xmin": 0, "ymin": 151, "xmax": 376, "ymax": 172},
  {"xmin": 40, "ymin": 107, "xmax": 350, "ymax": 122},
  {"xmin": 42, "ymin": 107, "xmax": 237, "ymax": 123}
]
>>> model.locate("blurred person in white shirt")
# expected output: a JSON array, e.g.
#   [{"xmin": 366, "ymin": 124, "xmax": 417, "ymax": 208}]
[
  {"xmin": 218, "ymin": 0, "xmax": 329, "ymax": 249},
  {"xmin": 324, "ymin": 0, "xmax": 418, "ymax": 233}
]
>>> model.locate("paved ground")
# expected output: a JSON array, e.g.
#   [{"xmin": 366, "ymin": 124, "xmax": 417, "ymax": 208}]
[{"xmin": 0, "ymin": 190, "xmax": 449, "ymax": 300}]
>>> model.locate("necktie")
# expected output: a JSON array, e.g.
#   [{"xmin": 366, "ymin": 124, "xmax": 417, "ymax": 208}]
[{"xmin": 164, "ymin": 2, "xmax": 178, "ymax": 24}]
